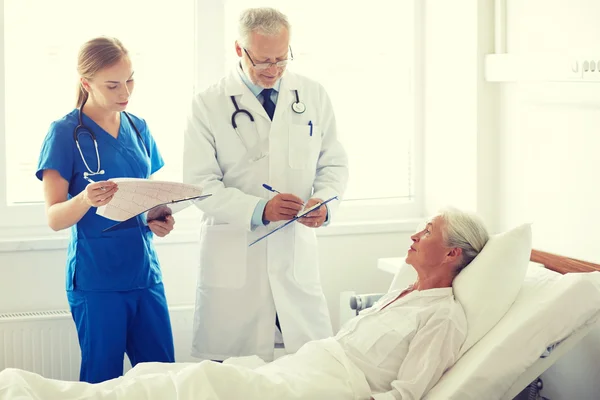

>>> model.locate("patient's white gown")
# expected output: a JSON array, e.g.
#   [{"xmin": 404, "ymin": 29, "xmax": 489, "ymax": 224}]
[{"xmin": 0, "ymin": 288, "xmax": 466, "ymax": 400}]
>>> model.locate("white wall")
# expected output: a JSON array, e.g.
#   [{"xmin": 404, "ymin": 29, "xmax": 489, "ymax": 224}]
[
  {"xmin": 0, "ymin": 229, "xmax": 410, "ymax": 360},
  {"xmin": 498, "ymin": 1, "xmax": 600, "ymax": 398},
  {"xmin": 423, "ymin": 0, "xmax": 500, "ymax": 233}
]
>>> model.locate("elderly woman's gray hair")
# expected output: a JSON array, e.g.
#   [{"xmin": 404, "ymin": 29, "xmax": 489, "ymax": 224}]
[
  {"xmin": 238, "ymin": 7, "xmax": 291, "ymax": 48},
  {"xmin": 439, "ymin": 207, "xmax": 490, "ymax": 274}
]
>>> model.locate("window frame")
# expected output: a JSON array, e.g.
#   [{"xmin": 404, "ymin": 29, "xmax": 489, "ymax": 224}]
[{"xmin": 0, "ymin": 0, "xmax": 424, "ymax": 236}]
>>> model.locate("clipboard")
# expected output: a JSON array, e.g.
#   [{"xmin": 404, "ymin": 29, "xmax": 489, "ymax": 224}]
[
  {"xmin": 102, "ymin": 194, "xmax": 212, "ymax": 233},
  {"xmin": 249, "ymin": 196, "xmax": 338, "ymax": 246}
]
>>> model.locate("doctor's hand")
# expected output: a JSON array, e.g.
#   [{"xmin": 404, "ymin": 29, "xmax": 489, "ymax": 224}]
[
  {"xmin": 81, "ymin": 181, "xmax": 118, "ymax": 208},
  {"xmin": 263, "ymin": 193, "xmax": 304, "ymax": 222},
  {"xmin": 148, "ymin": 215, "xmax": 175, "ymax": 237},
  {"xmin": 299, "ymin": 198, "xmax": 327, "ymax": 228}
]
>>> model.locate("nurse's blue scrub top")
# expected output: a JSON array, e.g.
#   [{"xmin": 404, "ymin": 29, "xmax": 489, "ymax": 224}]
[{"xmin": 36, "ymin": 109, "xmax": 165, "ymax": 292}]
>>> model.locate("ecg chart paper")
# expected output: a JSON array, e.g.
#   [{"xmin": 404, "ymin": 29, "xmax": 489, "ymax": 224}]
[{"xmin": 96, "ymin": 178, "xmax": 206, "ymax": 222}]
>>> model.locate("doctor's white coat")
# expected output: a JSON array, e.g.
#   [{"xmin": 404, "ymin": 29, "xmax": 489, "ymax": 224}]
[{"xmin": 183, "ymin": 67, "xmax": 348, "ymax": 361}]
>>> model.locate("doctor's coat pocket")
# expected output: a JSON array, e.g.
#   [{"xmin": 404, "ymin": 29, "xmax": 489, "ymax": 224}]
[
  {"xmin": 293, "ymin": 225, "xmax": 320, "ymax": 285},
  {"xmin": 198, "ymin": 225, "xmax": 247, "ymax": 289},
  {"xmin": 288, "ymin": 124, "xmax": 321, "ymax": 169}
]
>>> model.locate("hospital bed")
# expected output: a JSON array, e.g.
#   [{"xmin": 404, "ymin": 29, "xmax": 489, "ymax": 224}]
[{"xmin": 348, "ymin": 248, "xmax": 600, "ymax": 400}]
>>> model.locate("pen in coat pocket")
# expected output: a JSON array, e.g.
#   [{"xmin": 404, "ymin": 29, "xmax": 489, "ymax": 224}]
[{"xmin": 308, "ymin": 120, "xmax": 313, "ymax": 137}]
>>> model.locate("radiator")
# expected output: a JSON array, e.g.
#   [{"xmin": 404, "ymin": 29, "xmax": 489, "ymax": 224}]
[{"xmin": 0, "ymin": 305, "xmax": 196, "ymax": 381}]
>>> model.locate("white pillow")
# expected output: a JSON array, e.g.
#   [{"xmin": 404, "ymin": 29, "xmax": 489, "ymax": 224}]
[
  {"xmin": 453, "ymin": 223, "xmax": 532, "ymax": 355},
  {"xmin": 425, "ymin": 265, "xmax": 600, "ymax": 400}
]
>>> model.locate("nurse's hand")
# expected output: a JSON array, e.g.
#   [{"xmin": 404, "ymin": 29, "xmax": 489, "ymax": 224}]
[
  {"xmin": 298, "ymin": 198, "xmax": 327, "ymax": 228},
  {"xmin": 81, "ymin": 181, "xmax": 118, "ymax": 208},
  {"xmin": 263, "ymin": 193, "xmax": 304, "ymax": 222},
  {"xmin": 148, "ymin": 215, "xmax": 175, "ymax": 237},
  {"xmin": 147, "ymin": 205, "xmax": 172, "ymax": 223}
]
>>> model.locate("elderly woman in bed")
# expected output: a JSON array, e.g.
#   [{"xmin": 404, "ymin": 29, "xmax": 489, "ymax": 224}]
[{"xmin": 0, "ymin": 207, "xmax": 489, "ymax": 400}]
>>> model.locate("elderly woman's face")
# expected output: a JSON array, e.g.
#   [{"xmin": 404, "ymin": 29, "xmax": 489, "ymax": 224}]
[{"xmin": 406, "ymin": 215, "xmax": 451, "ymax": 270}]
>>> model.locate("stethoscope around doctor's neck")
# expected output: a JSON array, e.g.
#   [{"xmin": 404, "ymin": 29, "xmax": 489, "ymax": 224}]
[
  {"xmin": 73, "ymin": 97, "xmax": 148, "ymax": 179},
  {"xmin": 229, "ymin": 89, "xmax": 306, "ymax": 149}
]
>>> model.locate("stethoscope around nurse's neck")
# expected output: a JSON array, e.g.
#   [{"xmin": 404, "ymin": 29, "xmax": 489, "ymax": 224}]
[
  {"xmin": 73, "ymin": 97, "xmax": 148, "ymax": 180},
  {"xmin": 229, "ymin": 89, "xmax": 306, "ymax": 150}
]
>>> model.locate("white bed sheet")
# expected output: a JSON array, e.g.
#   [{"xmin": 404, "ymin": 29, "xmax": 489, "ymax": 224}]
[
  {"xmin": 424, "ymin": 263, "xmax": 600, "ymax": 400},
  {"xmin": 0, "ymin": 338, "xmax": 372, "ymax": 400}
]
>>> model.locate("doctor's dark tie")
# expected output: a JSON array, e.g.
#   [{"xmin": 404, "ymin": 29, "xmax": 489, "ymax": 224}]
[{"xmin": 261, "ymin": 88, "xmax": 276, "ymax": 120}]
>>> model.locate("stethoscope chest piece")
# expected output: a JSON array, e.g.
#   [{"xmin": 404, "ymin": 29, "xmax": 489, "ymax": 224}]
[{"xmin": 292, "ymin": 101, "xmax": 306, "ymax": 114}]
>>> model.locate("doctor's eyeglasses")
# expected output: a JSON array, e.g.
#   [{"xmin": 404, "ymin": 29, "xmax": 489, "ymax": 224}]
[{"xmin": 243, "ymin": 47, "xmax": 294, "ymax": 70}]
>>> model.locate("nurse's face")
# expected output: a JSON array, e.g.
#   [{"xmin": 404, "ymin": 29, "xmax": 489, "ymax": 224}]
[
  {"xmin": 82, "ymin": 56, "xmax": 135, "ymax": 112},
  {"xmin": 236, "ymin": 28, "xmax": 290, "ymax": 89}
]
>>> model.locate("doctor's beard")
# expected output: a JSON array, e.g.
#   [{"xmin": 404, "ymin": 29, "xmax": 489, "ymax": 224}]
[{"xmin": 241, "ymin": 58, "xmax": 285, "ymax": 89}]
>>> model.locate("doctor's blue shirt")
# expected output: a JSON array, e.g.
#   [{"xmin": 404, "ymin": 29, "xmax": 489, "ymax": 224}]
[{"xmin": 36, "ymin": 110, "xmax": 165, "ymax": 292}]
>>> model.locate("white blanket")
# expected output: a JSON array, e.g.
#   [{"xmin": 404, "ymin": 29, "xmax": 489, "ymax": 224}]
[{"xmin": 0, "ymin": 338, "xmax": 372, "ymax": 400}]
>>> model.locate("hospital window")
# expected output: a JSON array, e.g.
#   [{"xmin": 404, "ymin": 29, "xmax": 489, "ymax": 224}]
[{"xmin": 2, "ymin": 0, "xmax": 195, "ymax": 205}]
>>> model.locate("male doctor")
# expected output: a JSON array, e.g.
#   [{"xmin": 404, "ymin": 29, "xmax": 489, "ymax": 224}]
[{"xmin": 183, "ymin": 7, "xmax": 349, "ymax": 362}]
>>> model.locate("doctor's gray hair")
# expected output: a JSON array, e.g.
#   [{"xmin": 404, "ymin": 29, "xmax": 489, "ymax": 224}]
[
  {"xmin": 238, "ymin": 7, "xmax": 291, "ymax": 48},
  {"xmin": 76, "ymin": 36, "xmax": 129, "ymax": 108},
  {"xmin": 439, "ymin": 207, "xmax": 490, "ymax": 274}
]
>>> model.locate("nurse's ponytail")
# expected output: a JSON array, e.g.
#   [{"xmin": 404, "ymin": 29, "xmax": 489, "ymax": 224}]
[
  {"xmin": 76, "ymin": 83, "xmax": 89, "ymax": 109},
  {"xmin": 75, "ymin": 37, "xmax": 129, "ymax": 108}
]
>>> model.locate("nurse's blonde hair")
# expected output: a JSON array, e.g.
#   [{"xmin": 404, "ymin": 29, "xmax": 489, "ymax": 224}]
[
  {"xmin": 238, "ymin": 7, "xmax": 291, "ymax": 48},
  {"xmin": 76, "ymin": 36, "xmax": 129, "ymax": 108}
]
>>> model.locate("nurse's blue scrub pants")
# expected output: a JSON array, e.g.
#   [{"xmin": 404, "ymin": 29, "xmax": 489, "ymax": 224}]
[{"xmin": 67, "ymin": 282, "xmax": 175, "ymax": 383}]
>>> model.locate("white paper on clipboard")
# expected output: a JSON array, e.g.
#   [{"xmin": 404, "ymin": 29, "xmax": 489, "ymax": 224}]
[
  {"xmin": 295, "ymin": 201, "xmax": 327, "ymax": 219},
  {"xmin": 102, "ymin": 194, "xmax": 212, "ymax": 232},
  {"xmin": 96, "ymin": 178, "xmax": 206, "ymax": 222},
  {"xmin": 249, "ymin": 196, "xmax": 338, "ymax": 247}
]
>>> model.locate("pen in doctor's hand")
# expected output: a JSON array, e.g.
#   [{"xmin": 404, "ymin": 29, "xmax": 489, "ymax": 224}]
[
  {"xmin": 263, "ymin": 192, "xmax": 304, "ymax": 222},
  {"xmin": 262, "ymin": 184, "xmax": 281, "ymax": 194}
]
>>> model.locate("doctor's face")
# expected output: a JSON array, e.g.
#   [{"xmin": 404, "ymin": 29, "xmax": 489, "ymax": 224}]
[
  {"xmin": 82, "ymin": 56, "xmax": 135, "ymax": 112},
  {"xmin": 236, "ymin": 28, "xmax": 290, "ymax": 88}
]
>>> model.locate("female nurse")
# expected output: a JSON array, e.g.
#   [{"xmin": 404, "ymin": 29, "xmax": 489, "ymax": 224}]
[{"xmin": 35, "ymin": 36, "xmax": 176, "ymax": 383}]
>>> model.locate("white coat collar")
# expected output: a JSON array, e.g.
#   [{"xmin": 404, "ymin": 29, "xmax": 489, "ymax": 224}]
[{"xmin": 224, "ymin": 65, "xmax": 301, "ymax": 122}]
